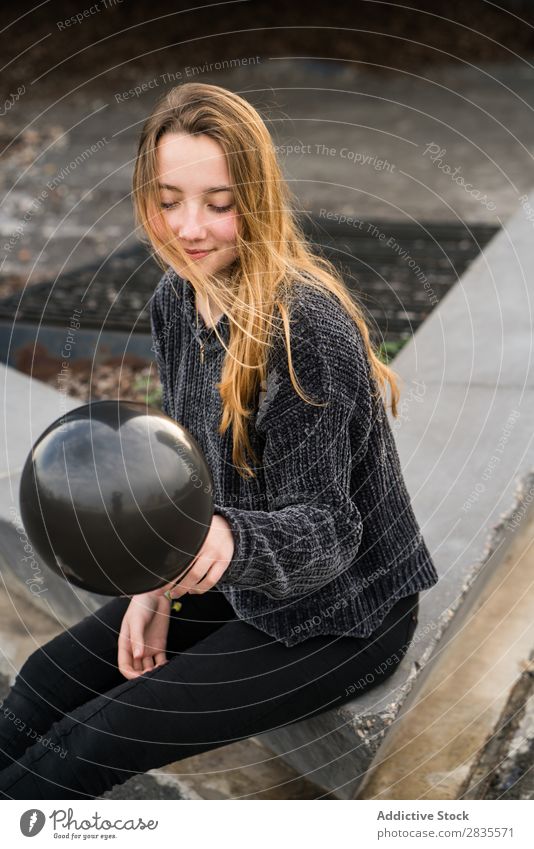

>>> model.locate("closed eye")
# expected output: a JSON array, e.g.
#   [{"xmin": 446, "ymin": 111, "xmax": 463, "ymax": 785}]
[{"xmin": 160, "ymin": 202, "xmax": 234, "ymax": 214}]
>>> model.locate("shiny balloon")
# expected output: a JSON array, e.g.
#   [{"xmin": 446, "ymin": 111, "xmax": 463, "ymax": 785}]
[{"xmin": 19, "ymin": 400, "xmax": 214, "ymax": 596}]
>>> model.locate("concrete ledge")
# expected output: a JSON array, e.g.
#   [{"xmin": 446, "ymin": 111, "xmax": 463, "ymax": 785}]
[{"xmin": 356, "ymin": 487, "xmax": 534, "ymax": 799}]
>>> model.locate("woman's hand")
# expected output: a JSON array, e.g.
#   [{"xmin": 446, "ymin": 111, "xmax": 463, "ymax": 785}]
[
  {"xmin": 118, "ymin": 592, "xmax": 171, "ymax": 680},
  {"xmin": 153, "ymin": 513, "xmax": 235, "ymax": 601}
]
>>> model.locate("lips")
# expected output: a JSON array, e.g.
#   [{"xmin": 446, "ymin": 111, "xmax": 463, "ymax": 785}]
[{"xmin": 185, "ymin": 249, "xmax": 213, "ymax": 256}]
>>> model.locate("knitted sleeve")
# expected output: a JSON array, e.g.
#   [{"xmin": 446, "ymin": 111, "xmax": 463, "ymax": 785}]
[{"xmin": 214, "ymin": 286, "xmax": 374, "ymax": 599}]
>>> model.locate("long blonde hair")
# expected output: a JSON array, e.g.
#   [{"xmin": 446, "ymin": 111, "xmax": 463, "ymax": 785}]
[{"xmin": 132, "ymin": 82, "xmax": 401, "ymax": 479}]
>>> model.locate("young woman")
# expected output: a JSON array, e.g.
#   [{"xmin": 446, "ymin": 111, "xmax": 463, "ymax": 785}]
[{"xmin": 0, "ymin": 83, "xmax": 438, "ymax": 799}]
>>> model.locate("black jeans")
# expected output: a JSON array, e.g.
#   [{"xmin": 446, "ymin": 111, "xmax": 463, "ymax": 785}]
[{"xmin": 0, "ymin": 589, "xmax": 419, "ymax": 799}]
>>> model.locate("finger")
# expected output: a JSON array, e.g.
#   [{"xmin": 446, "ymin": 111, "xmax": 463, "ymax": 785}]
[
  {"xmin": 121, "ymin": 663, "xmax": 142, "ymax": 680},
  {"xmin": 188, "ymin": 563, "xmax": 227, "ymax": 594},
  {"xmin": 156, "ymin": 558, "xmax": 199, "ymax": 598},
  {"xmin": 154, "ymin": 650, "xmax": 167, "ymax": 667},
  {"xmin": 118, "ymin": 650, "xmax": 142, "ymax": 680},
  {"xmin": 117, "ymin": 619, "xmax": 132, "ymax": 674},
  {"xmin": 142, "ymin": 655, "xmax": 155, "ymax": 672},
  {"xmin": 171, "ymin": 561, "xmax": 212, "ymax": 598},
  {"xmin": 129, "ymin": 624, "xmax": 145, "ymax": 663},
  {"xmin": 118, "ymin": 619, "xmax": 140, "ymax": 679},
  {"xmin": 153, "ymin": 579, "xmax": 178, "ymax": 597}
]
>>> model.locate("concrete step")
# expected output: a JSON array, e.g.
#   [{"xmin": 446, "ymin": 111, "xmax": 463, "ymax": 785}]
[
  {"xmin": 355, "ymin": 498, "xmax": 534, "ymax": 799},
  {"xmin": 461, "ymin": 649, "xmax": 534, "ymax": 800},
  {"xmin": 142, "ymin": 737, "xmax": 326, "ymax": 800},
  {"xmin": 0, "ymin": 558, "xmax": 70, "ymax": 684}
]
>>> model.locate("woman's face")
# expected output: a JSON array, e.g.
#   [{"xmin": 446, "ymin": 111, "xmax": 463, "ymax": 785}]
[{"xmin": 155, "ymin": 132, "xmax": 240, "ymax": 281}]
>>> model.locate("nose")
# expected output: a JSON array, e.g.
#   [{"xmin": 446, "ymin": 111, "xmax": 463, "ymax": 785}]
[{"xmin": 171, "ymin": 204, "xmax": 208, "ymax": 241}]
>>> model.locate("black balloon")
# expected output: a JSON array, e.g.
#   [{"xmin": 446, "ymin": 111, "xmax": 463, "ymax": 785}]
[{"xmin": 19, "ymin": 400, "xmax": 214, "ymax": 596}]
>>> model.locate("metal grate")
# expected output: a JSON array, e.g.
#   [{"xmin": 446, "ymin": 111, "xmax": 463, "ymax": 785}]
[{"xmin": 0, "ymin": 216, "xmax": 499, "ymax": 345}]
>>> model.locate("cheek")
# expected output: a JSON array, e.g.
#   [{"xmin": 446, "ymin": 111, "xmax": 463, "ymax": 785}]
[{"xmin": 212, "ymin": 217, "xmax": 238, "ymax": 245}]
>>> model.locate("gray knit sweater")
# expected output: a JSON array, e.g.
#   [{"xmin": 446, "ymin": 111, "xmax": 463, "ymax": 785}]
[{"xmin": 150, "ymin": 267, "xmax": 438, "ymax": 647}]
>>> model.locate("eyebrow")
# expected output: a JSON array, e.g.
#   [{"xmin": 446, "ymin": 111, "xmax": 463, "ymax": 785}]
[{"xmin": 157, "ymin": 183, "xmax": 233, "ymax": 194}]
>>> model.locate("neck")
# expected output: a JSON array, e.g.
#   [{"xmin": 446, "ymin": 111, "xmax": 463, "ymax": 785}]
[
  {"xmin": 191, "ymin": 262, "xmax": 237, "ymax": 327},
  {"xmin": 195, "ymin": 290, "xmax": 225, "ymax": 328}
]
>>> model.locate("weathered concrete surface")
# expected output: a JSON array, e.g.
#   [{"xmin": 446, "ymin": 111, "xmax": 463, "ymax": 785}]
[
  {"xmin": 153, "ymin": 737, "xmax": 326, "ymax": 800},
  {"xmin": 0, "ymin": 551, "xmax": 71, "ymax": 684},
  {"xmin": 462, "ymin": 649, "xmax": 534, "ymax": 800},
  {"xmin": 356, "ymin": 487, "xmax": 534, "ymax": 799}
]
